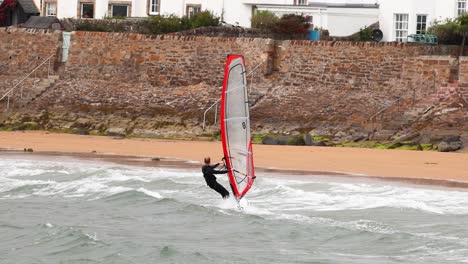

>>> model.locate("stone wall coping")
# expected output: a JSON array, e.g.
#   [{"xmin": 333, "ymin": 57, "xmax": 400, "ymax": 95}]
[
  {"xmin": 73, "ymin": 30, "xmax": 273, "ymax": 44},
  {"xmin": 282, "ymin": 40, "xmax": 458, "ymax": 49},
  {"xmin": 416, "ymin": 55, "xmax": 456, "ymax": 60},
  {"xmin": 0, "ymin": 28, "xmax": 459, "ymax": 51},
  {"xmin": 1, "ymin": 27, "xmax": 62, "ymax": 34}
]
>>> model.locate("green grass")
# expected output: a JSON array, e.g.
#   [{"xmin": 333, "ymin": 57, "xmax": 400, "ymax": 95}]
[
  {"xmin": 252, "ymin": 133, "xmax": 270, "ymax": 144},
  {"xmin": 312, "ymin": 136, "xmax": 330, "ymax": 142},
  {"xmin": 420, "ymin": 144, "xmax": 436, "ymax": 151},
  {"xmin": 336, "ymin": 141, "xmax": 436, "ymax": 151},
  {"xmin": 22, "ymin": 122, "xmax": 39, "ymax": 130}
]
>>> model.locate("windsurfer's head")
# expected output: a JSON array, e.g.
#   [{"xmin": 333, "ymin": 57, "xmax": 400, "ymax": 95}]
[{"xmin": 204, "ymin": 157, "xmax": 211, "ymax": 165}]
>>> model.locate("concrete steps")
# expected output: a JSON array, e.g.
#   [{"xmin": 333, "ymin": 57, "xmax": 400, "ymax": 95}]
[
  {"xmin": 249, "ymin": 89, "xmax": 268, "ymax": 107},
  {"xmin": 18, "ymin": 75, "xmax": 59, "ymax": 107},
  {"xmin": 376, "ymin": 83, "xmax": 463, "ymax": 134}
]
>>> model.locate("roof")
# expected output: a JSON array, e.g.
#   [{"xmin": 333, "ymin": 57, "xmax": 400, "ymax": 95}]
[
  {"xmin": 255, "ymin": 2, "xmax": 379, "ymax": 9},
  {"xmin": 23, "ymin": 16, "xmax": 62, "ymax": 29},
  {"xmin": 310, "ymin": 2, "xmax": 379, "ymax": 8},
  {"xmin": 17, "ymin": 0, "xmax": 39, "ymax": 13}
]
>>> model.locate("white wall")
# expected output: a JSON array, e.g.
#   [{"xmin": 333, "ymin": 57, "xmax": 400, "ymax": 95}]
[
  {"xmin": 57, "ymin": 0, "xmax": 77, "ymax": 18},
  {"xmin": 327, "ymin": 7, "xmax": 378, "ymax": 36},
  {"xmin": 32, "ymin": 0, "xmax": 41, "ymax": 13},
  {"xmin": 434, "ymin": 0, "xmax": 457, "ymax": 20},
  {"xmin": 132, "ymin": 0, "xmax": 147, "ymax": 17},
  {"xmin": 95, "ymin": 0, "xmax": 109, "ymax": 19},
  {"xmin": 224, "ymin": 2, "xmax": 253, "ymax": 27},
  {"xmin": 160, "ymin": 0, "xmax": 183, "ymax": 15},
  {"xmin": 243, "ymin": 0, "xmax": 295, "ymax": 4}
]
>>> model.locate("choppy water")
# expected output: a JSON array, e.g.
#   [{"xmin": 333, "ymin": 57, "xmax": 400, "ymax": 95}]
[{"xmin": 1, "ymin": 154, "xmax": 468, "ymax": 264}]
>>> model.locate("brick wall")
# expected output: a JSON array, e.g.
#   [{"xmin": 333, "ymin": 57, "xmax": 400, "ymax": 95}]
[
  {"xmin": 459, "ymin": 57, "xmax": 468, "ymax": 86},
  {"xmin": 0, "ymin": 28, "xmax": 62, "ymax": 75},
  {"xmin": 64, "ymin": 31, "xmax": 274, "ymax": 87},
  {"xmin": 1, "ymin": 29, "xmax": 464, "ymax": 138},
  {"xmin": 277, "ymin": 41, "xmax": 457, "ymax": 91},
  {"xmin": 248, "ymin": 41, "xmax": 460, "ymax": 130}
]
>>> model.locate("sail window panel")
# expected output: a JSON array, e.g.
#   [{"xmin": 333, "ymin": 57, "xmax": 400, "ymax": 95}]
[{"xmin": 226, "ymin": 63, "xmax": 248, "ymax": 119}]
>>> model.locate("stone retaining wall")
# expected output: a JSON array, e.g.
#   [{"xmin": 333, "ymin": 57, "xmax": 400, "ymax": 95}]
[
  {"xmin": 0, "ymin": 28, "xmax": 62, "ymax": 75},
  {"xmin": 0, "ymin": 29, "xmax": 466, "ymax": 143},
  {"xmin": 64, "ymin": 31, "xmax": 274, "ymax": 87}
]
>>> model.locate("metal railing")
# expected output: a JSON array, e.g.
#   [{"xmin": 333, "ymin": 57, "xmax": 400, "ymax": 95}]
[
  {"xmin": 368, "ymin": 96, "xmax": 402, "ymax": 122},
  {"xmin": 0, "ymin": 54, "xmax": 55, "ymax": 111},
  {"xmin": 202, "ymin": 98, "xmax": 221, "ymax": 131}
]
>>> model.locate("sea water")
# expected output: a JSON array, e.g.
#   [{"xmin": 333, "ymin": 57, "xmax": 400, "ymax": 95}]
[{"xmin": 1, "ymin": 155, "xmax": 468, "ymax": 264}]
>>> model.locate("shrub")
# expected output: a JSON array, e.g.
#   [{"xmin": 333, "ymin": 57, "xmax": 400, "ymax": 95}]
[
  {"xmin": 251, "ymin": 10, "xmax": 278, "ymax": 30},
  {"xmin": 189, "ymin": 11, "xmax": 220, "ymax": 29},
  {"xmin": 358, "ymin": 26, "xmax": 373, "ymax": 41},
  {"xmin": 143, "ymin": 15, "xmax": 184, "ymax": 34},
  {"xmin": 75, "ymin": 20, "xmax": 126, "ymax": 32},
  {"xmin": 273, "ymin": 14, "xmax": 310, "ymax": 35},
  {"xmin": 138, "ymin": 12, "xmax": 220, "ymax": 35},
  {"xmin": 428, "ymin": 18, "xmax": 462, "ymax": 45},
  {"xmin": 428, "ymin": 13, "xmax": 468, "ymax": 55}
]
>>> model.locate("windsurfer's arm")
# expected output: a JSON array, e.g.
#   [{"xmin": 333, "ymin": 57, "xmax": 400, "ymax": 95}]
[
  {"xmin": 211, "ymin": 163, "xmax": 220, "ymax": 169},
  {"xmin": 213, "ymin": 168, "xmax": 230, "ymax": 174}
]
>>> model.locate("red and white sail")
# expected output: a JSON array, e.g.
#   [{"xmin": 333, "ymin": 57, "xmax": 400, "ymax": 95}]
[{"xmin": 220, "ymin": 55, "xmax": 255, "ymax": 200}]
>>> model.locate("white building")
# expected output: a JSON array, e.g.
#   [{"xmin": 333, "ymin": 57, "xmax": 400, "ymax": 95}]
[
  {"xmin": 29, "ymin": 0, "xmax": 467, "ymax": 41},
  {"xmin": 255, "ymin": 2, "xmax": 379, "ymax": 37},
  {"xmin": 30, "ymin": 0, "xmax": 379, "ymax": 37},
  {"xmin": 378, "ymin": 0, "xmax": 464, "ymax": 42}
]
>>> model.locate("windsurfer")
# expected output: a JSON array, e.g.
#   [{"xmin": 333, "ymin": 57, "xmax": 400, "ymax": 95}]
[{"xmin": 202, "ymin": 157, "xmax": 230, "ymax": 199}]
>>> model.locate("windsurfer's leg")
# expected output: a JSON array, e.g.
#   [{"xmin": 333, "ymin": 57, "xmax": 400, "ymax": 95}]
[{"xmin": 211, "ymin": 183, "xmax": 230, "ymax": 199}]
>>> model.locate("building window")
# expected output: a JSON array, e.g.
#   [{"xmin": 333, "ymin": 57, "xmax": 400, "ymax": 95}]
[
  {"xmin": 295, "ymin": 0, "xmax": 307, "ymax": 5},
  {"xmin": 394, "ymin": 13, "xmax": 408, "ymax": 42},
  {"xmin": 186, "ymin": 4, "xmax": 201, "ymax": 18},
  {"xmin": 149, "ymin": 0, "xmax": 159, "ymax": 15},
  {"xmin": 45, "ymin": 2, "xmax": 57, "ymax": 17},
  {"xmin": 81, "ymin": 3, "xmax": 94, "ymax": 18},
  {"xmin": 458, "ymin": 0, "xmax": 467, "ymax": 16},
  {"xmin": 416, "ymin": 15, "xmax": 427, "ymax": 34},
  {"xmin": 111, "ymin": 5, "xmax": 128, "ymax": 17}
]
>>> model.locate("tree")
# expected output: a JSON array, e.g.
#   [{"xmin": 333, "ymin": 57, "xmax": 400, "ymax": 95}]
[
  {"xmin": 456, "ymin": 13, "xmax": 468, "ymax": 56},
  {"xmin": 273, "ymin": 14, "xmax": 310, "ymax": 35},
  {"xmin": 428, "ymin": 13, "xmax": 468, "ymax": 56},
  {"xmin": 251, "ymin": 10, "xmax": 278, "ymax": 30}
]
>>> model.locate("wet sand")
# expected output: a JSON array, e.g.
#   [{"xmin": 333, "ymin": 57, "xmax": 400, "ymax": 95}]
[{"xmin": 1, "ymin": 131, "xmax": 467, "ymax": 185}]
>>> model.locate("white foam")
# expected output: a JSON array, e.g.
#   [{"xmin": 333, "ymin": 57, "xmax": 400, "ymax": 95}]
[
  {"xmin": 3, "ymin": 156, "xmax": 468, "ymax": 217},
  {"xmin": 137, "ymin": 188, "xmax": 163, "ymax": 199}
]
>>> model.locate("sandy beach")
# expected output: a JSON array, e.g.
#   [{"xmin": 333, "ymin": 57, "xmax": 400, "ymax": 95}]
[{"xmin": 0, "ymin": 131, "xmax": 467, "ymax": 184}]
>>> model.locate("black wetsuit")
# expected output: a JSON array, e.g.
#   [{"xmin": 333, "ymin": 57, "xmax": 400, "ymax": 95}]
[{"xmin": 202, "ymin": 163, "xmax": 230, "ymax": 199}]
